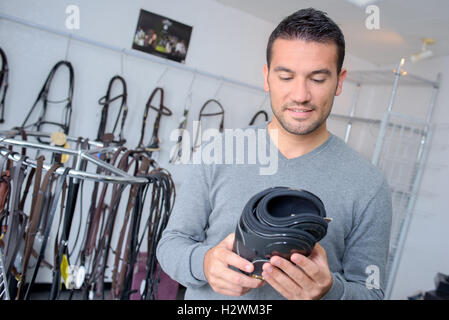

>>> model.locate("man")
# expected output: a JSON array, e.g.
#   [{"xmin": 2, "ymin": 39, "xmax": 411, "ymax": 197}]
[{"xmin": 157, "ymin": 8, "xmax": 392, "ymax": 300}]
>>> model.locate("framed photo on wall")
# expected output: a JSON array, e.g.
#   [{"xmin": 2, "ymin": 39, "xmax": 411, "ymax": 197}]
[{"xmin": 132, "ymin": 9, "xmax": 193, "ymax": 64}]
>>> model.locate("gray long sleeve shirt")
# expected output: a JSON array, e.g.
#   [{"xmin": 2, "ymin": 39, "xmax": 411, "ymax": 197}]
[{"xmin": 157, "ymin": 124, "xmax": 392, "ymax": 300}]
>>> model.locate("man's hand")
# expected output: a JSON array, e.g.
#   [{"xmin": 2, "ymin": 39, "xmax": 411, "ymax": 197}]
[
  {"xmin": 204, "ymin": 233, "xmax": 264, "ymax": 296},
  {"xmin": 261, "ymin": 243, "xmax": 333, "ymax": 300}
]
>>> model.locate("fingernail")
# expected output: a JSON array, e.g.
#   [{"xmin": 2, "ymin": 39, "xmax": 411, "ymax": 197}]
[
  {"xmin": 245, "ymin": 265, "xmax": 253, "ymax": 273},
  {"xmin": 271, "ymin": 257, "xmax": 280, "ymax": 266},
  {"xmin": 291, "ymin": 254, "xmax": 300, "ymax": 263},
  {"xmin": 263, "ymin": 264, "xmax": 272, "ymax": 273}
]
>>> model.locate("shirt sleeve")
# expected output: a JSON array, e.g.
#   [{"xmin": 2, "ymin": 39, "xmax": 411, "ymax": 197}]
[
  {"xmin": 321, "ymin": 177, "xmax": 393, "ymax": 300},
  {"xmin": 156, "ymin": 163, "xmax": 213, "ymax": 288}
]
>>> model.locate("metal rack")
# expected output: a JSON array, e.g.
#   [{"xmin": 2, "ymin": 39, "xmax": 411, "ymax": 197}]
[
  {"xmin": 0, "ymin": 246, "xmax": 9, "ymax": 300},
  {"xmin": 329, "ymin": 60, "xmax": 441, "ymax": 299},
  {"xmin": 0, "ymin": 130, "xmax": 153, "ymax": 300},
  {"xmin": 0, "ymin": 130, "xmax": 148, "ymax": 185}
]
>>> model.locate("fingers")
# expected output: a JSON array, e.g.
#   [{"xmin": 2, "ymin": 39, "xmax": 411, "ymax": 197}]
[
  {"xmin": 226, "ymin": 251, "xmax": 254, "ymax": 274},
  {"xmin": 290, "ymin": 253, "xmax": 320, "ymax": 280},
  {"xmin": 204, "ymin": 233, "xmax": 264, "ymax": 296},
  {"xmin": 263, "ymin": 256, "xmax": 315, "ymax": 292},
  {"xmin": 213, "ymin": 255, "xmax": 263, "ymax": 289},
  {"xmin": 210, "ymin": 267, "xmax": 263, "ymax": 293},
  {"xmin": 261, "ymin": 248, "xmax": 333, "ymax": 300},
  {"xmin": 211, "ymin": 283, "xmax": 252, "ymax": 297},
  {"xmin": 262, "ymin": 262, "xmax": 304, "ymax": 300},
  {"xmin": 216, "ymin": 234, "xmax": 254, "ymax": 273}
]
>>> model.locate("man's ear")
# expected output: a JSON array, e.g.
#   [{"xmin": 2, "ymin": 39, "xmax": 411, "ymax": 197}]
[
  {"xmin": 335, "ymin": 68, "xmax": 347, "ymax": 96},
  {"xmin": 263, "ymin": 64, "xmax": 270, "ymax": 92}
]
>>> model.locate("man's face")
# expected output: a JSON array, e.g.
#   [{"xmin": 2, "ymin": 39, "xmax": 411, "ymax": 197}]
[{"xmin": 263, "ymin": 38, "xmax": 346, "ymax": 136}]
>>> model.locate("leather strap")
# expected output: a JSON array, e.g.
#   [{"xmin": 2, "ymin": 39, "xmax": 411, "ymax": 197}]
[
  {"xmin": 111, "ymin": 153, "xmax": 151, "ymax": 299},
  {"xmin": 0, "ymin": 155, "xmax": 29, "ymax": 296},
  {"xmin": 49, "ymin": 138, "xmax": 90, "ymax": 300},
  {"xmin": 15, "ymin": 156, "xmax": 44, "ymax": 299},
  {"xmin": 96, "ymin": 75, "xmax": 128, "ymax": 145},
  {"xmin": 192, "ymin": 99, "xmax": 225, "ymax": 152},
  {"xmin": 79, "ymin": 147, "xmax": 128, "ymax": 299},
  {"xmin": 138, "ymin": 87, "xmax": 172, "ymax": 157},
  {"xmin": 118, "ymin": 179, "xmax": 147, "ymax": 300},
  {"xmin": 140, "ymin": 168, "xmax": 175, "ymax": 300},
  {"xmin": 249, "ymin": 110, "xmax": 268, "ymax": 126},
  {"xmin": 169, "ymin": 88, "xmax": 193, "ymax": 164},
  {"xmin": 2, "ymin": 157, "xmax": 27, "ymax": 278},
  {"xmin": 0, "ymin": 47, "xmax": 9, "ymax": 124},
  {"xmin": 108, "ymin": 150, "xmax": 137, "ymax": 299},
  {"xmin": 79, "ymin": 140, "xmax": 116, "ymax": 268},
  {"xmin": 20, "ymin": 60, "xmax": 74, "ymax": 143},
  {"xmin": 84, "ymin": 147, "xmax": 125, "ymax": 257},
  {"xmin": 24, "ymin": 166, "xmax": 68, "ymax": 300},
  {"xmin": 0, "ymin": 149, "xmax": 12, "ymax": 224}
]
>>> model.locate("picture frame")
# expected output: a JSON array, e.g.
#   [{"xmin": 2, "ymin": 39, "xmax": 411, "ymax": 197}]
[{"xmin": 132, "ymin": 9, "xmax": 193, "ymax": 64}]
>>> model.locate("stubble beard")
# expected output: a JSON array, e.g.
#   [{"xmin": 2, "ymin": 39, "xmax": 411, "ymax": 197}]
[{"xmin": 272, "ymin": 100, "xmax": 333, "ymax": 136}]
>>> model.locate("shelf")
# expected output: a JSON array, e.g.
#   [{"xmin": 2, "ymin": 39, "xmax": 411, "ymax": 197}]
[
  {"xmin": 346, "ymin": 70, "xmax": 439, "ymax": 88},
  {"xmin": 329, "ymin": 113, "xmax": 381, "ymax": 124}
]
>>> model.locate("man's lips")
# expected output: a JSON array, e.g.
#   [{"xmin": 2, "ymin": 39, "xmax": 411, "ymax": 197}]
[{"xmin": 285, "ymin": 107, "xmax": 314, "ymax": 118}]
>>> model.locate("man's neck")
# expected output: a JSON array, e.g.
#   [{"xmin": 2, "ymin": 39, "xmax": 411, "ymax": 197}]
[{"xmin": 267, "ymin": 120, "xmax": 330, "ymax": 159}]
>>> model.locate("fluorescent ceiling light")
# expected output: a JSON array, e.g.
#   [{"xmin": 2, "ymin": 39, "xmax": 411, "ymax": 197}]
[{"xmin": 345, "ymin": 0, "xmax": 383, "ymax": 7}]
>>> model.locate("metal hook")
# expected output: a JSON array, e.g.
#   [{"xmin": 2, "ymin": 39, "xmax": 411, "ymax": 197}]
[
  {"xmin": 120, "ymin": 48, "xmax": 126, "ymax": 76},
  {"xmin": 187, "ymin": 71, "xmax": 197, "ymax": 97},
  {"xmin": 189, "ymin": 71, "xmax": 197, "ymax": 92},
  {"xmin": 65, "ymin": 33, "xmax": 72, "ymax": 61},
  {"xmin": 214, "ymin": 76, "xmax": 224, "ymax": 99},
  {"xmin": 156, "ymin": 66, "xmax": 169, "ymax": 87},
  {"xmin": 258, "ymin": 93, "xmax": 269, "ymax": 111}
]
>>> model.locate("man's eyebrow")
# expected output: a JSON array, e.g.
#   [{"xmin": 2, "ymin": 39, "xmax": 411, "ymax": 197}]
[
  {"xmin": 272, "ymin": 67, "xmax": 332, "ymax": 76},
  {"xmin": 310, "ymin": 68, "xmax": 332, "ymax": 76},
  {"xmin": 273, "ymin": 66, "xmax": 295, "ymax": 73}
]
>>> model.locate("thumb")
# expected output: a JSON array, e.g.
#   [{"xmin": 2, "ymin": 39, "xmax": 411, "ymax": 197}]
[
  {"xmin": 219, "ymin": 233, "xmax": 235, "ymax": 250},
  {"xmin": 309, "ymin": 243, "xmax": 328, "ymax": 265}
]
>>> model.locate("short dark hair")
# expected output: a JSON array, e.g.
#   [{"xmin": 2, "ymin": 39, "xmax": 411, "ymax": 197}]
[{"xmin": 266, "ymin": 8, "xmax": 345, "ymax": 74}]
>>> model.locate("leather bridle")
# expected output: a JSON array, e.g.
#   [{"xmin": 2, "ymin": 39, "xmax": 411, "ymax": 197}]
[
  {"xmin": 140, "ymin": 168, "xmax": 175, "ymax": 300},
  {"xmin": 96, "ymin": 75, "xmax": 128, "ymax": 145},
  {"xmin": 137, "ymin": 87, "xmax": 172, "ymax": 158},
  {"xmin": 49, "ymin": 138, "xmax": 90, "ymax": 300},
  {"xmin": 24, "ymin": 166, "xmax": 70, "ymax": 299},
  {"xmin": 192, "ymin": 99, "xmax": 225, "ymax": 153},
  {"xmin": 20, "ymin": 60, "xmax": 74, "ymax": 143}
]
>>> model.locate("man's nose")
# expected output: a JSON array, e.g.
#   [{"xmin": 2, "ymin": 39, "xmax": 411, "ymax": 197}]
[{"xmin": 290, "ymin": 78, "xmax": 311, "ymax": 104}]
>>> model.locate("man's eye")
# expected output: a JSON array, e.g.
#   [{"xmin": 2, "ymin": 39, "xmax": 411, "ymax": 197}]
[
  {"xmin": 312, "ymin": 79, "xmax": 325, "ymax": 83},
  {"xmin": 280, "ymin": 76, "xmax": 293, "ymax": 81}
]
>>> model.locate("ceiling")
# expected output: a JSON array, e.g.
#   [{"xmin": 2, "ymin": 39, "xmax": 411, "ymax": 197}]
[{"xmin": 213, "ymin": 0, "xmax": 449, "ymax": 66}]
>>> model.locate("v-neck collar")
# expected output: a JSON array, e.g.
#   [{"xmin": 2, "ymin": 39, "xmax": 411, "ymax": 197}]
[{"xmin": 259, "ymin": 122, "xmax": 335, "ymax": 163}]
